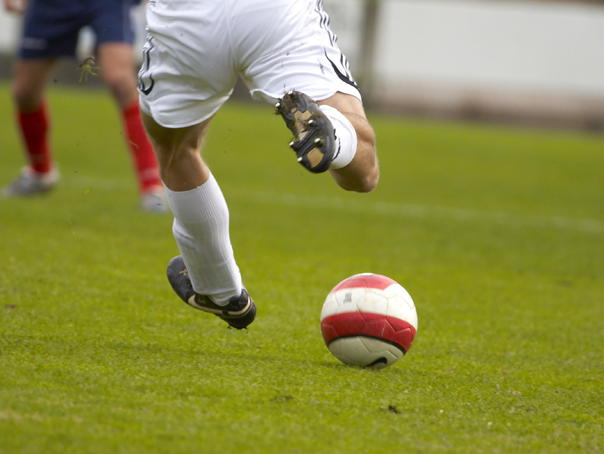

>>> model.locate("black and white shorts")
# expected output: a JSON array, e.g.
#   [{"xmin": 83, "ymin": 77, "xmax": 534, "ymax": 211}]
[{"xmin": 138, "ymin": 0, "xmax": 361, "ymax": 128}]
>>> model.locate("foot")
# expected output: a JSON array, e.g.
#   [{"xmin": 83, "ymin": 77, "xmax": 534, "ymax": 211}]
[
  {"xmin": 275, "ymin": 90, "xmax": 335, "ymax": 174},
  {"xmin": 166, "ymin": 256, "xmax": 256, "ymax": 330},
  {"xmin": 2, "ymin": 166, "xmax": 59, "ymax": 198},
  {"xmin": 140, "ymin": 187, "xmax": 168, "ymax": 213}
]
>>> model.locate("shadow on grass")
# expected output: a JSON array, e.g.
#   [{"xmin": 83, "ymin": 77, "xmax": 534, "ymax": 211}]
[{"xmin": 102, "ymin": 338, "xmax": 406, "ymax": 373}]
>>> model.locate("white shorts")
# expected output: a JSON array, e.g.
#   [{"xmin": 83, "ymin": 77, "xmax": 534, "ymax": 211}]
[{"xmin": 138, "ymin": 0, "xmax": 361, "ymax": 128}]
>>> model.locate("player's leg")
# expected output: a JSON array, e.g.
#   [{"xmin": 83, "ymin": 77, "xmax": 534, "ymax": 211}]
[
  {"xmin": 2, "ymin": 58, "xmax": 60, "ymax": 197},
  {"xmin": 276, "ymin": 90, "xmax": 378, "ymax": 193},
  {"xmin": 317, "ymin": 92, "xmax": 378, "ymax": 193},
  {"xmin": 138, "ymin": 0, "xmax": 255, "ymax": 328},
  {"xmin": 140, "ymin": 112, "xmax": 211, "ymax": 190},
  {"xmin": 141, "ymin": 112, "xmax": 256, "ymax": 329},
  {"xmin": 96, "ymin": 42, "xmax": 164, "ymax": 211},
  {"xmin": 239, "ymin": 0, "xmax": 378, "ymax": 193},
  {"xmin": 2, "ymin": 0, "xmax": 87, "ymax": 197}
]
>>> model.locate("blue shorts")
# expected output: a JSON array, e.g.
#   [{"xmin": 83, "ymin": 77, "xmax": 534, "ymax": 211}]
[{"xmin": 19, "ymin": 0, "xmax": 140, "ymax": 59}]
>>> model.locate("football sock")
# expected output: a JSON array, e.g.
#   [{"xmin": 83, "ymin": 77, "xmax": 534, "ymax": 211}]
[
  {"xmin": 320, "ymin": 105, "xmax": 358, "ymax": 170},
  {"xmin": 164, "ymin": 173, "xmax": 243, "ymax": 305},
  {"xmin": 121, "ymin": 101, "xmax": 162, "ymax": 194},
  {"xmin": 18, "ymin": 101, "xmax": 53, "ymax": 174}
]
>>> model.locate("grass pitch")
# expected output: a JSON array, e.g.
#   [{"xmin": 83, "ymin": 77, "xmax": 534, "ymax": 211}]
[{"xmin": 0, "ymin": 84, "xmax": 603, "ymax": 453}]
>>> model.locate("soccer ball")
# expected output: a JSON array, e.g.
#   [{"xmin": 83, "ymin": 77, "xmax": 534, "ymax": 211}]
[{"xmin": 320, "ymin": 273, "xmax": 418, "ymax": 369}]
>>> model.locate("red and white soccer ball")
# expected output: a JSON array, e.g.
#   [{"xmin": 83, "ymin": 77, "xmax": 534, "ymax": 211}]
[{"xmin": 320, "ymin": 273, "xmax": 418, "ymax": 369}]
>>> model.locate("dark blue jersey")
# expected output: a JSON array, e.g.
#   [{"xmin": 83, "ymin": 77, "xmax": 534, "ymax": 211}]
[{"xmin": 19, "ymin": 0, "xmax": 141, "ymax": 59}]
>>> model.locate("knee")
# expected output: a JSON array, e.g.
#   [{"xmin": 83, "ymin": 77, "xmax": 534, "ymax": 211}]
[
  {"xmin": 332, "ymin": 152, "xmax": 380, "ymax": 194},
  {"xmin": 101, "ymin": 69, "xmax": 137, "ymax": 107},
  {"xmin": 359, "ymin": 168, "xmax": 379, "ymax": 193},
  {"xmin": 12, "ymin": 83, "xmax": 41, "ymax": 111},
  {"xmin": 342, "ymin": 168, "xmax": 379, "ymax": 193},
  {"xmin": 329, "ymin": 118, "xmax": 379, "ymax": 193}
]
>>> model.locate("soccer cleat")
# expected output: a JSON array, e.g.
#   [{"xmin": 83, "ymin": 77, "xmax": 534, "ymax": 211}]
[
  {"xmin": 140, "ymin": 188, "xmax": 168, "ymax": 213},
  {"xmin": 2, "ymin": 166, "xmax": 59, "ymax": 198},
  {"xmin": 166, "ymin": 256, "xmax": 256, "ymax": 330},
  {"xmin": 275, "ymin": 90, "xmax": 335, "ymax": 174}
]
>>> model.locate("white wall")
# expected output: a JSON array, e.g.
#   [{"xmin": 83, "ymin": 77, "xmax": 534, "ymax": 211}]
[
  {"xmin": 374, "ymin": 0, "xmax": 604, "ymax": 97},
  {"xmin": 324, "ymin": 0, "xmax": 604, "ymax": 126},
  {"xmin": 0, "ymin": 7, "xmax": 19, "ymax": 54}
]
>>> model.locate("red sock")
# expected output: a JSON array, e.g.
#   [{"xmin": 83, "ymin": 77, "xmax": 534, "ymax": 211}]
[
  {"xmin": 121, "ymin": 101, "xmax": 161, "ymax": 193},
  {"xmin": 18, "ymin": 101, "xmax": 53, "ymax": 174}
]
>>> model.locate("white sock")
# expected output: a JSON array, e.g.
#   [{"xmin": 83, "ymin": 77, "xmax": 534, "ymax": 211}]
[
  {"xmin": 164, "ymin": 173, "xmax": 242, "ymax": 304},
  {"xmin": 320, "ymin": 105, "xmax": 358, "ymax": 170}
]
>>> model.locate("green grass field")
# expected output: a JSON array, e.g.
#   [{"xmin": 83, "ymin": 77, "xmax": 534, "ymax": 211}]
[{"xmin": 1, "ymin": 83, "xmax": 603, "ymax": 453}]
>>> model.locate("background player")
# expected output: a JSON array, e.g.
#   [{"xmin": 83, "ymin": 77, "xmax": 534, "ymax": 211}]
[
  {"xmin": 138, "ymin": 0, "xmax": 379, "ymax": 328},
  {"xmin": 2, "ymin": 0, "xmax": 166, "ymax": 212}
]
